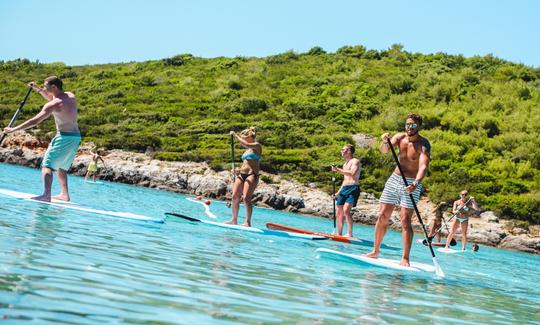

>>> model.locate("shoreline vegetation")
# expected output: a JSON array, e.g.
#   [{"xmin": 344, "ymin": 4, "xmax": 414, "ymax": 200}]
[
  {"xmin": 0, "ymin": 45, "xmax": 538, "ymax": 252},
  {"xmin": 1, "ymin": 133, "xmax": 538, "ymax": 254}
]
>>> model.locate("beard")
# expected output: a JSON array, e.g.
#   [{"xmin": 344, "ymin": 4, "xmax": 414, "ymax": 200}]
[{"xmin": 407, "ymin": 128, "xmax": 419, "ymax": 136}]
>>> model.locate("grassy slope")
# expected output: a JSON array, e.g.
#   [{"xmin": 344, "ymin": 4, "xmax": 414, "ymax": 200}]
[{"xmin": 1, "ymin": 45, "xmax": 539, "ymax": 223}]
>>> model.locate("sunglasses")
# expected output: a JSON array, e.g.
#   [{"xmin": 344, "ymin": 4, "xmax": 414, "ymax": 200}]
[{"xmin": 405, "ymin": 123, "xmax": 418, "ymax": 129}]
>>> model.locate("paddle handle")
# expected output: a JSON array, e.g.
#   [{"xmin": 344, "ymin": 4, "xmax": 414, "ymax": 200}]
[{"xmin": 0, "ymin": 87, "xmax": 32, "ymax": 146}]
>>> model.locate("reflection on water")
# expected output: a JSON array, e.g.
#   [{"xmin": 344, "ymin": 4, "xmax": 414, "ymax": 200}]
[{"xmin": 1, "ymin": 163, "xmax": 539, "ymax": 324}]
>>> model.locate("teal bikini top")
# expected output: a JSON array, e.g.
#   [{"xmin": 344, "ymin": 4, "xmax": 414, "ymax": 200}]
[{"xmin": 241, "ymin": 150, "xmax": 261, "ymax": 161}]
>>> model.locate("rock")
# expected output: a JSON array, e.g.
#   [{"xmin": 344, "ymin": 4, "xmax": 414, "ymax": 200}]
[
  {"xmin": 187, "ymin": 174, "xmax": 227, "ymax": 197},
  {"xmin": 480, "ymin": 211, "xmax": 499, "ymax": 223},
  {"xmin": 499, "ymin": 235, "xmax": 540, "ymax": 254},
  {"xmin": 467, "ymin": 222, "xmax": 507, "ymax": 246},
  {"xmin": 1, "ymin": 131, "xmax": 539, "ymax": 255},
  {"xmin": 352, "ymin": 133, "xmax": 376, "ymax": 149},
  {"xmin": 512, "ymin": 228, "xmax": 528, "ymax": 235}
]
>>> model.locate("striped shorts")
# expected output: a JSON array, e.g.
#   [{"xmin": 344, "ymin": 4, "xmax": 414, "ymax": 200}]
[{"xmin": 379, "ymin": 173, "xmax": 423, "ymax": 209}]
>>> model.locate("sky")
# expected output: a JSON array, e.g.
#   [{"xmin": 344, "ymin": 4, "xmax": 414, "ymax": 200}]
[{"xmin": 1, "ymin": 0, "xmax": 539, "ymax": 67}]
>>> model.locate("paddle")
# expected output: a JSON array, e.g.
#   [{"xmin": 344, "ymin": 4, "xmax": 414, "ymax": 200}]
[
  {"xmin": 386, "ymin": 137, "xmax": 445, "ymax": 277},
  {"xmin": 332, "ymin": 176, "xmax": 336, "ymax": 230},
  {"xmin": 441, "ymin": 216, "xmax": 458, "ymax": 246},
  {"xmin": 0, "ymin": 87, "xmax": 32, "ymax": 146},
  {"xmin": 424, "ymin": 216, "xmax": 457, "ymax": 246},
  {"xmin": 164, "ymin": 212, "xmax": 200, "ymax": 222},
  {"xmin": 226, "ymin": 134, "xmax": 235, "ymax": 208},
  {"xmin": 231, "ymin": 134, "xmax": 235, "ymax": 178}
]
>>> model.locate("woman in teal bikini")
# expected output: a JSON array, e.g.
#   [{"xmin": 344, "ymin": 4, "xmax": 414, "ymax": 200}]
[
  {"xmin": 227, "ymin": 128, "xmax": 262, "ymax": 227},
  {"xmin": 445, "ymin": 190, "xmax": 480, "ymax": 250}
]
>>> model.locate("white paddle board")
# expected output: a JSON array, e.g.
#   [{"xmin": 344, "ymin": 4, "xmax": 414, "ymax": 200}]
[
  {"xmin": 437, "ymin": 247, "xmax": 466, "ymax": 254},
  {"xmin": 84, "ymin": 180, "xmax": 105, "ymax": 185},
  {"xmin": 316, "ymin": 248, "xmax": 437, "ymax": 273},
  {"xmin": 0, "ymin": 188, "xmax": 164, "ymax": 223},
  {"xmin": 186, "ymin": 197, "xmax": 217, "ymax": 218}
]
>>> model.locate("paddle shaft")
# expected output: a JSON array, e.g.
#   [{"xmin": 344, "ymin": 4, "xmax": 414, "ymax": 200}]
[
  {"xmin": 386, "ymin": 138, "xmax": 437, "ymax": 258},
  {"xmin": 226, "ymin": 134, "xmax": 235, "ymax": 208},
  {"xmin": 0, "ymin": 87, "xmax": 32, "ymax": 146},
  {"xmin": 230, "ymin": 134, "xmax": 235, "ymax": 177},
  {"xmin": 332, "ymin": 177, "xmax": 336, "ymax": 229}
]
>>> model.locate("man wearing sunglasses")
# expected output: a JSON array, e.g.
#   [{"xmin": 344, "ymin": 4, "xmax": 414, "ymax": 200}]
[{"xmin": 365, "ymin": 113, "xmax": 430, "ymax": 266}]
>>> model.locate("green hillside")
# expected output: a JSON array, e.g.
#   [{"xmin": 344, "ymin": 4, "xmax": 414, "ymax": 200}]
[{"xmin": 1, "ymin": 44, "xmax": 539, "ymax": 223}]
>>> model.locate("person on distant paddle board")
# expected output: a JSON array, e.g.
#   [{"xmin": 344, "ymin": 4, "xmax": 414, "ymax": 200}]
[
  {"xmin": 365, "ymin": 113, "xmax": 430, "ymax": 266},
  {"xmin": 331, "ymin": 144, "xmax": 361, "ymax": 238},
  {"xmin": 226, "ymin": 127, "xmax": 261, "ymax": 227},
  {"xmin": 3, "ymin": 76, "xmax": 80, "ymax": 202},
  {"xmin": 85, "ymin": 149, "xmax": 105, "ymax": 182},
  {"xmin": 445, "ymin": 190, "xmax": 479, "ymax": 251},
  {"xmin": 427, "ymin": 201, "xmax": 448, "ymax": 243}
]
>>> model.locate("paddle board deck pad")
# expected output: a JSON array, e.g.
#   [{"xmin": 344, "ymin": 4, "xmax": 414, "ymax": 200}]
[
  {"xmin": 0, "ymin": 188, "xmax": 164, "ymax": 223},
  {"xmin": 437, "ymin": 247, "xmax": 466, "ymax": 254},
  {"xmin": 165, "ymin": 212, "xmax": 328, "ymax": 241},
  {"xmin": 316, "ymin": 248, "xmax": 437, "ymax": 273},
  {"xmin": 266, "ymin": 222, "xmax": 398, "ymax": 250},
  {"xmin": 416, "ymin": 238, "xmax": 454, "ymax": 247}
]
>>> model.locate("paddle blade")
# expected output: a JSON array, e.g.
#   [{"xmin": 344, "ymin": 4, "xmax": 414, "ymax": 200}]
[
  {"xmin": 164, "ymin": 212, "xmax": 200, "ymax": 222},
  {"xmin": 450, "ymin": 238, "xmax": 457, "ymax": 246},
  {"xmin": 432, "ymin": 257, "xmax": 445, "ymax": 277}
]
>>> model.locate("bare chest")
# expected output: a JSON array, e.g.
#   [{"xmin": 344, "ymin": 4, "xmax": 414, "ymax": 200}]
[{"xmin": 398, "ymin": 140, "xmax": 423, "ymax": 161}]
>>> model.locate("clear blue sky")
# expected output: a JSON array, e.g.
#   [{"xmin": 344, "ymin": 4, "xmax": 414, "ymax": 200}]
[{"xmin": 1, "ymin": 0, "xmax": 538, "ymax": 67}]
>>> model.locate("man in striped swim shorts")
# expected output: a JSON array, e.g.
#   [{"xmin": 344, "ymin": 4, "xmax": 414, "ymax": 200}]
[{"xmin": 365, "ymin": 113, "xmax": 431, "ymax": 267}]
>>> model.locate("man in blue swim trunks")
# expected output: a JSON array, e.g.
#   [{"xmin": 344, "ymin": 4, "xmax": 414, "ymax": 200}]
[
  {"xmin": 3, "ymin": 76, "xmax": 80, "ymax": 202},
  {"xmin": 331, "ymin": 144, "xmax": 361, "ymax": 238},
  {"xmin": 365, "ymin": 113, "xmax": 431, "ymax": 266}
]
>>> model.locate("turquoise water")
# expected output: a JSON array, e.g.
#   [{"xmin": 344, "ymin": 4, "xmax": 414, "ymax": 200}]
[{"xmin": 1, "ymin": 163, "xmax": 539, "ymax": 324}]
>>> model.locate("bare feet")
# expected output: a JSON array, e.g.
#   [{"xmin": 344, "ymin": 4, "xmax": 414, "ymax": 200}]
[
  {"xmin": 30, "ymin": 194, "xmax": 51, "ymax": 202},
  {"xmin": 399, "ymin": 258, "xmax": 410, "ymax": 267},
  {"xmin": 224, "ymin": 219, "xmax": 237, "ymax": 225},
  {"xmin": 241, "ymin": 222, "xmax": 251, "ymax": 227},
  {"xmin": 364, "ymin": 251, "xmax": 379, "ymax": 259},
  {"xmin": 52, "ymin": 194, "xmax": 70, "ymax": 202}
]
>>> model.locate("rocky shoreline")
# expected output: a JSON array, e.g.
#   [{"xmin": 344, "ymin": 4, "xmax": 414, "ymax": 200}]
[{"xmin": 1, "ymin": 132, "xmax": 539, "ymax": 254}]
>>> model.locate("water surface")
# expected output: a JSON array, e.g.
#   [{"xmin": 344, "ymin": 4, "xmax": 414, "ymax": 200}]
[{"xmin": 1, "ymin": 163, "xmax": 539, "ymax": 324}]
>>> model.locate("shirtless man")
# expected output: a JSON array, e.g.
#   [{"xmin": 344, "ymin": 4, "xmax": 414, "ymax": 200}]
[
  {"xmin": 365, "ymin": 113, "xmax": 431, "ymax": 266},
  {"xmin": 3, "ymin": 76, "xmax": 80, "ymax": 202},
  {"xmin": 331, "ymin": 144, "xmax": 361, "ymax": 237}
]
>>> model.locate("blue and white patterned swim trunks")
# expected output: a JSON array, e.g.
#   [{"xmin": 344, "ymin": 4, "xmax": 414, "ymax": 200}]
[{"xmin": 379, "ymin": 173, "xmax": 423, "ymax": 209}]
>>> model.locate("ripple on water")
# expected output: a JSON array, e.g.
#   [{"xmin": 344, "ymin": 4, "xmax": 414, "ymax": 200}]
[{"xmin": 1, "ymin": 163, "xmax": 540, "ymax": 324}]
